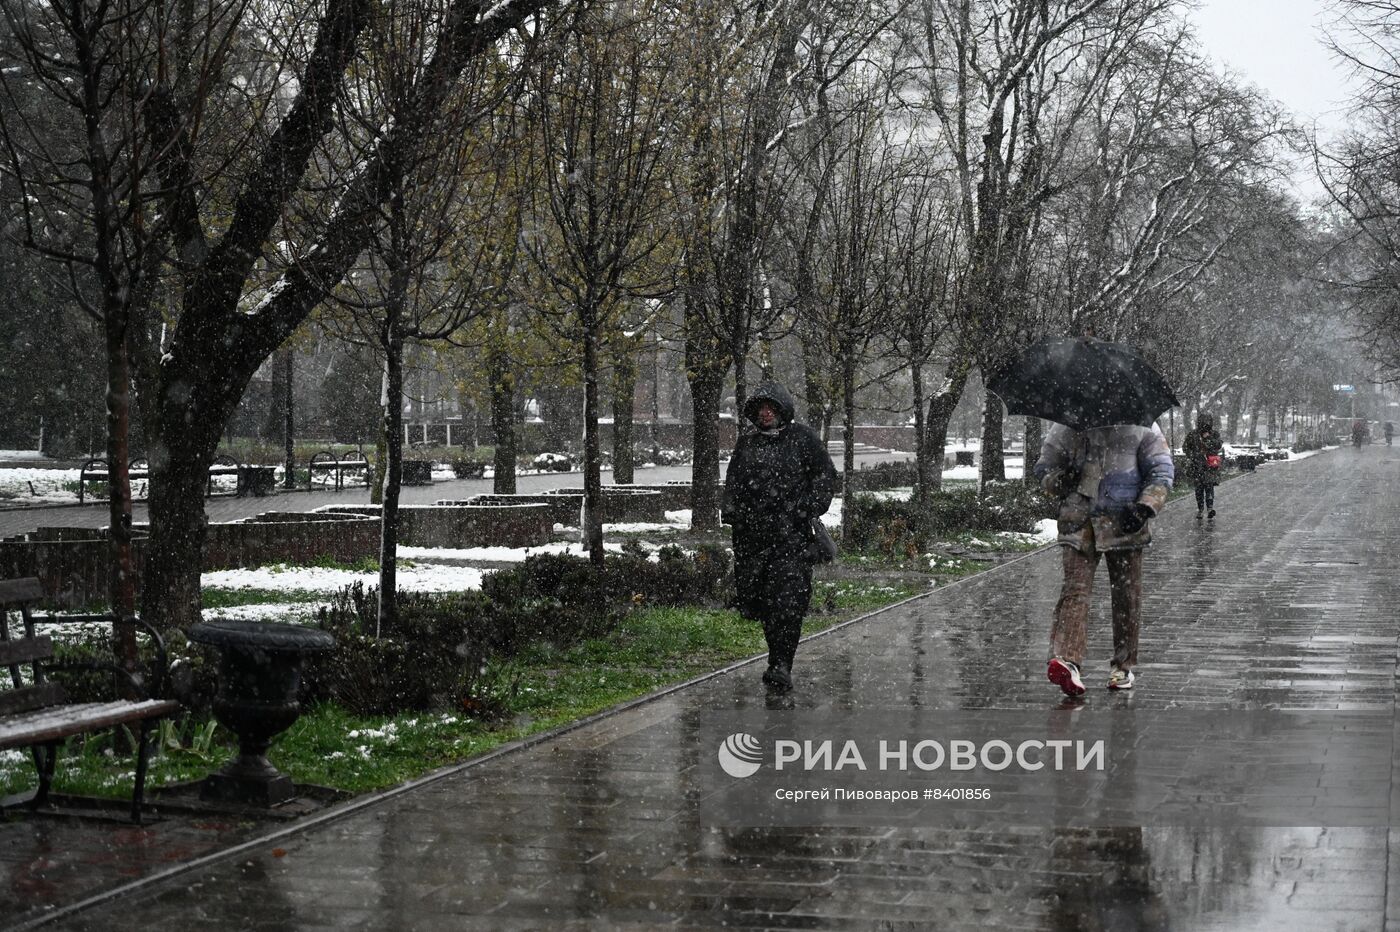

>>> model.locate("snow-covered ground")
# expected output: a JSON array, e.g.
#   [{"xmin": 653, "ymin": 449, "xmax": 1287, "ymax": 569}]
[
  {"xmin": 0, "ymin": 467, "xmax": 85, "ymax": 503},
  {"xmin": 556, "ymin": 510, "xmax": 692, "ymax": 535},
  {"xmin": 398, "ymin": 541, "xmax": 637, "ymax": 563},
  {"xmin": 199, "ymin": 601, "xmax": 325, "ymax": 622},
  {"xmin": 941, "ymin": 458, "xmax": 1026, "ymax": 481},
  {"xmin": 202, "ymin": 563, "xmax": 488, "ymax": 593}
]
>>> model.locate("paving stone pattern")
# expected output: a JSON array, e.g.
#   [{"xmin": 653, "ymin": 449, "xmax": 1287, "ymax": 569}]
[{"xmin": 9, "ymin": 447, "xmax": 1400, "ymax": 930}]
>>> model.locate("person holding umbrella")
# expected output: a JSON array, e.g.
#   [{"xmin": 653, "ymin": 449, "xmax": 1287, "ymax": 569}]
[{"xmin": 988, "ymin": 337, "xmax": 1177, "ymax": 695}]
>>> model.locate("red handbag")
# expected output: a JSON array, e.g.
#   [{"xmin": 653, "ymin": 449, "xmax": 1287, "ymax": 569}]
[{"xmin": 1205, "ymin": 454, "xmax": 1222, "ymax": 469}]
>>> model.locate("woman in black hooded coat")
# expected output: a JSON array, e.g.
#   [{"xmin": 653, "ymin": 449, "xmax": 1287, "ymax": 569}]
[
  {"xmin": 1182, "ymin": 412, "xmax": 1224, "ymax": 519},
  {"xmin": 721, "ymin": 381, "xmax": 837, "ymax": 692}
]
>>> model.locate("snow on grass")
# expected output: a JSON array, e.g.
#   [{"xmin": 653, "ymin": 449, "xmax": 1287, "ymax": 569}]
[
  {"xmin": 0, "ymin": 450, "xmax": 47, "ymax": 461},
  {"xmin": 863, "ymin": 488, "xmax": 913, "ymax": 502},
  {"xmin": 401, "ymin": 540, "xmax": 680, "ymax": 563},
  {"xmin": 996, "ymin": 518, "xmax": 1058, "ymax": 545},
  {"xmin": 32, "ymin": 618, "xmax": 116, "ymax": 640},
  {"xmin": 0, "ymin": 467, "xmax": 83, "ymax": 502},
  {"xmin": 200, "ymin": 602, "xmax": 325, "ymax": 622},
  {"xmin": 400, "ymin": 541, "xmax": 626, "ymax": 562},
  {"xmin": 555, "ymin": 511, "xmax": 691, "ymax": 535},
  {"xmin": 202, "ymin": 563, "xmax": 487, "ymax": 593},
  {"xmin": 941, "ymin": 458, "xmax": 1025, "ymax": 481}
]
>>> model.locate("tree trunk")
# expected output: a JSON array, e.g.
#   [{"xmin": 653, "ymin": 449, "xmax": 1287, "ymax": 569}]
[
  {"xmin": 611, "ymin": 344, "xmax": 636, "ymax": 484},
  {"xmin": 687, "ymin": 363, "xmax": 726, "ymax": 531},
  {"xmin": 582, "ymin": 319, "xmax": 604, "ymax": 565},
  {"xmin": 378, "ymin": 329, "xmax": 405, "ymax": 634},
  {"xmin": 910, "ymin": 356, "xmax": 929, "ymax": 506},
  {"xmin": 141, "ymin": 435, "xmax": 214, "ymax": 633},
  {"xmin": 924, "ymin": 361, "xmax": 970, "ymax": 494},
  {"xmin": 264, "ymin": 349, "xmax": 288, "ymax": 441},
  {"xmin": 369, "ymin": 368, "xmax": 388, "ymax": 505},
  {"xmin": 649, "ymin": 330, "xmax": 662, "ymax": 461},
  {"xmin": 1023, "ymin": 417, "xmax": 1043, "ymax": 486},
  {"xmin": 488, "ymin": 341, "xmax": 516, "ymax": 494},
  {"xmin": 979, "ymin": 389, "xmax": 1006, "ymax": 486},
  {"xmin": 103, "ymin": 314, "xmax": 137, "ymax": 668},
  {"xmin": 841, "ymin": 359, "xmax": 857, "ymax": 540},
  {"xmin": 1224, "ymin": 389, "xmax": 1245, "ymax": 443},
  {"xmin": 283, "ymin": 347, "xmax": 296, "ymax": 489},
  {"xmin": 733, "ymin": 338, "xmax": 749, "ymax": 424},
  {"xmin": 800, "ymin": 326, "xmax": 827, "ymax": 430}
]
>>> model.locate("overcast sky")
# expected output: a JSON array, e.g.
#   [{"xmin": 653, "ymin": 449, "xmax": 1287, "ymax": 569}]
[{"xmin": 1188, "ymin": 0, "xmax": 1360, "ymax": 200}]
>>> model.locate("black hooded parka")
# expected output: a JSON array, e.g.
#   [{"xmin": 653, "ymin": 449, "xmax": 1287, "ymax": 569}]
[
  {"xmin": 721, "ymin": 382, "xmax": 837, "ymax": 667},
  {"xmin": 1182, "ymin": 413, "xmax": 1224, "ymax": 488}
]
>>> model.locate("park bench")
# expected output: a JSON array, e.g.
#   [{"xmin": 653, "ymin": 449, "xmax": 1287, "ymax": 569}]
[
  {"xmin": 77, "ymin": 455, "xmax": 276, "ymax": 503},
  {"xmin": 308, "ymin": 450, "xmax": 371, "ymax": 491},
  {"xmin": 1230, "ymin": 445, "xmax": 1266, "ymax": 471},
  {"xmin": 0, "ymin": 577, "xmax": 179, "ymax": 823}
]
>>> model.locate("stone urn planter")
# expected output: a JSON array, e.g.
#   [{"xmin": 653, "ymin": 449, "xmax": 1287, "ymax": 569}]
[{"xmin": 189, "ymin": 619, "xmax": 336, "ymax": 806}]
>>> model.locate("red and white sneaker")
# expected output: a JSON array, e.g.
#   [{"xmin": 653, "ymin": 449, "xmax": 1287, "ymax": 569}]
[{"xmin": 1047, "ymin": 658, "xmax": 1086, "ymax": 697}]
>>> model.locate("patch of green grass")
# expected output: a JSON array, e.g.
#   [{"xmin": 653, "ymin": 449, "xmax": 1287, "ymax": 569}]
[
  {"xmin": 245, "ymin": 555, "xmax": 386, "ymax": 573},
  {"xmin": 200, "ymin": 587, "xmax": 329, "ymax": 609},
  {"xmin": 837, "ymin": 540, "xmax": 1000, "ymax": 586},
  {"xmin": 0, "ymin": 592, "xmax": 918, "ymax": 800}
]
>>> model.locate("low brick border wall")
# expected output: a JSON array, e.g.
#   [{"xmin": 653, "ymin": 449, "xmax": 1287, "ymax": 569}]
[
  {"xmin": 1, "ymin": 513, "xmax": 378, "ymax": 608},
  {"xmin": 319, "ymin": 503, "xmax": 552, "ymax": 548},
  {"xmin": 442, "ymin": 496, "xmax": 578, "ymax": 526},
  {"xmin": 540, "ymin": 488, "xmax": 665, "ymax": 523}
]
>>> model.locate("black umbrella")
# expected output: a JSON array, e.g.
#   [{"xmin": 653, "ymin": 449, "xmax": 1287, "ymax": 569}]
[{"xmin": 986, "ymin": 337, "xmax": 1179, "ymax": 431}]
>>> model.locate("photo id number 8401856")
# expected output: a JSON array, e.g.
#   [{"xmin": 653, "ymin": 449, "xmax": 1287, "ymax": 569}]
[{"xmin": 924, "ymin": 788, "xmax": 991, "ymax": 800}]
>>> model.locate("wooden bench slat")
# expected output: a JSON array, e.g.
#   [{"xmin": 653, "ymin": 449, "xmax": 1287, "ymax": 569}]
[
  {"xmin": 0, "ymin": 577, "xmax": 44, "ymax": 604},
  {"xmin": 0, "ymin": 699, "xmax": 180, "ymax": 749},
  {"xmin": 0, "ymin": 635, "xmax": 53, "ymax": 666},
  {"xmin": 0, "ymin": 681, "xmax": 65, "ymax": 717}
]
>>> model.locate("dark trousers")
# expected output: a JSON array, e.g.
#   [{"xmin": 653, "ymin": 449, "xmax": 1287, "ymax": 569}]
[
  {"xmin": 1194, "ymin": 485, "xmax": 1215, "ymax": 510},
  {"xmin": 735, "ymin": 544, "xmax": 813, "ymax": 669}
]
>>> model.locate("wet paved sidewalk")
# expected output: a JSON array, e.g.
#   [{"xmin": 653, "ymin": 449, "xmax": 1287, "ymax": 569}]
[{"xmin": 7, "ymin": 446, "xmax": 1400, "ymax": 930}]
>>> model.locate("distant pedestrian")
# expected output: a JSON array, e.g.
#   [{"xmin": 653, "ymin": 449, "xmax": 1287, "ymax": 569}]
[
  {"xmin": 721, "ymin": 381, "xmax": 838, "ymax": 693},
  {"xmin": 1353, "ymin": 419, "xmax": 1369, "ymax": 448},
  {"xmin": 1033, "ymin": 423, "xmax": 1175, "ymax": 695},
  {"xmin": 1385, "ymin": 422, "xmax": 1393, "ymax": 446},
  {"xmin": 1182, "ymin": 413, "xmax": 1224, "ymax": 520}
]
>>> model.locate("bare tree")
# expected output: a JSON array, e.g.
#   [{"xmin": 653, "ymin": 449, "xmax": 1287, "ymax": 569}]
[
  {"xmin": 522, "ymin": 0, "xmax": 677, "ymax": 564},
  {"xmin": 887, "ymin": 171, "xmax": 960, "ymax": 501},
  {"xmin": 1318, "ymin": 0, "xmax": 1400, "ymax": 377},
  {"xmin": 897, "ymin": 0, "xmax": 1176, "ymax": 484},
  {"xmin": 0, "ymin": 0, "xmax": 256, "ymax": 655},
  {"xmin": 316, "ymin": 0, "xmax": 525, "ymax": 627},
  {"xmin": 789, "ymin": 98, "xmax": 901, "ymax": 536},
  {"xmin": 3, "ymin": 0, "xmax": 560, "ymax": 631}
]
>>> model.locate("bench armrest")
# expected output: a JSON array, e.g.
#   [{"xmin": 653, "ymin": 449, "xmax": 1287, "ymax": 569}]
[{"xmin": 38, "ymin": 613, "xmax": 171, "ymax": 700}]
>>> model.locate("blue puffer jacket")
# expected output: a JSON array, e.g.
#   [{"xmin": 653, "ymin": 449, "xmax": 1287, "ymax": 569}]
[{"xmin": 1033, "ymin": 423, "xmax": 1175, "ymax": 552}]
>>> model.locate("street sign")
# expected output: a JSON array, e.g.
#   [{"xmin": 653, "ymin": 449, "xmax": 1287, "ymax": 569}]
[{"xmin": 1333, "ymin": 384, "xmax": 1355, "ymax": 392}]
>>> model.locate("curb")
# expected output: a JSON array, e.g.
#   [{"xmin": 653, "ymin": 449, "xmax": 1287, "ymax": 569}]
[{"xmin": 11, "ymin": 533, "xmax": 1053, "ymax": 930}]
